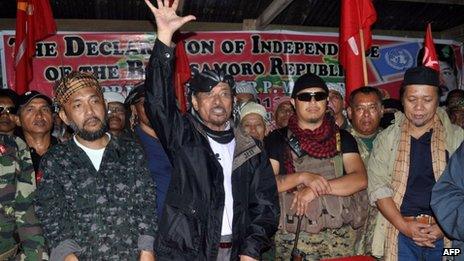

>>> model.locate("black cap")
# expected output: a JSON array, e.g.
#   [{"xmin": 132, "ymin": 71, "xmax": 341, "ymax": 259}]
[
  {"xmin": 0, "ymin": 89, "xmax": 19, "ymax": 106},
  {"xmin": 291, "ymin": 73, "xmax": 329, "ymax": 98},
  {"xmin": 18, "ymin": 91, "xmax": 53, "ymax": 108},
  {"xmin": 403, "ymin": 66, "xmax": 439, "ymax": 87},
  {"xmin": 124, "ymin": 82, "xmax": 145, "ymax": 106},
  {"xmin": 186, "ymin": 68, "xmax": 235, "ymax": 94}
]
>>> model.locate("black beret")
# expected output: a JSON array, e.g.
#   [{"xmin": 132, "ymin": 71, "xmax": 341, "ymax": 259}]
[
  {"xmin": 291, "ymin": 73, "xmax": 329, "ymax": 98},
  {"xmin": 403, "ymin": 66, "xmax": 439, "ymax": 87}
]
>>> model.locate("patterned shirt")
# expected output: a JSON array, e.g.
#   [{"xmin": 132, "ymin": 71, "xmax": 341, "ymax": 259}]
[{"xmin": 35, "ymin": 135, "xmax": 157, "ymax": 260}]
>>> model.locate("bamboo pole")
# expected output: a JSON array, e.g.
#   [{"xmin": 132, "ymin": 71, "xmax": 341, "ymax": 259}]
[{"xmin": 359, "ymin": 28, "xmax": 369, "ymax": 86}]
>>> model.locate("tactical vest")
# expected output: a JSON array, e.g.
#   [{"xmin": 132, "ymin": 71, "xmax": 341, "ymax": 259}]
[{"xmin": 279, "ymin": 130, "xmax": 369, "ymax": 234}]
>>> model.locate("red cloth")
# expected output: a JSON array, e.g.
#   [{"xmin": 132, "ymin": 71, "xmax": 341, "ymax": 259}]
[
  {"xmin": 174, "ymin": 38, "xmax": 190, "ymax": 114},
  {"xmin": 339, "ymin": 0, "xmax": 377, "ymax": 99},
  {"xmin": 287, "ymin": 114, "xmax": 339, "ymax": 159},
  {"xmin": 422, "ymin": 23, "xmax": 440, "ymax": 72},
  {"xmin": 14, "ymin": 0, "xmax": 56, "ymax": 94}
]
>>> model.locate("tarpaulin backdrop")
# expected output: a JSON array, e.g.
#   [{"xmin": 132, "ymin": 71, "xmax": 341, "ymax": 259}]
[{"xmin": 1, "ymin": 30, "xmax": 462, "ymax": 112}]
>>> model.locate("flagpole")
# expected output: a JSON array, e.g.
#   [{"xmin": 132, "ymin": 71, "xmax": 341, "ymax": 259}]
[
  {"xmin": 359, "ymin": 28, "xmax": 368, "ymax": 86},
  {"xmin": 355, "ymin": 0, "xmax": 368, "ymax": 86}
]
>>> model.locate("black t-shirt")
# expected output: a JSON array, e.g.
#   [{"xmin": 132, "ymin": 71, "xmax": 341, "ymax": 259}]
[
  {"xmin": 264, "ymin": 127, "xmax": 359, "ymax": 175},
  {"xmin": 400, "ymin": 130, "xmax": 449, "ymax": 216}
]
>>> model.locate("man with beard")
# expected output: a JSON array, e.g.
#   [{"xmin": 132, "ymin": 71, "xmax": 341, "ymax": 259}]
[
  {"xmin": 368, "ymin": 66, "xmax": 464, "ymax": 260},
  {"xmin": 35, "ymin": 71, "xmax": 157, "ymax": 261},
  {"xmin": 143, "ymin": 1, "xmax": 279, "ymax": 260},
  {"xmin": 16, "ymin": 91, "xmax": 58, "ymax": 183},
  {"xmin": 264, "ymin": 72, "xmax": 367, "ymax": 260},
  {"xmin": 1, "ymin": 89, "xmax": 46, "ymax": 260},
  {"xmin": 346, "ymin": 86, "xmax": 384, "ymax": 256}
]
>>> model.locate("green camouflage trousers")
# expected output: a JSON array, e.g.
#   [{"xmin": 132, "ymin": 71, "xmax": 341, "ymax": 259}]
[
  {"xmin": 354, "ymin": 205, "xmax": 378, "ymax": 256},
  {"xmin": 275, "ymin": 224, "xmax": 357, "ymax": 260}
]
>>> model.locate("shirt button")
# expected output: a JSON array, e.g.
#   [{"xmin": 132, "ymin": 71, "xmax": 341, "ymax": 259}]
[
  {"xmin": 191, "ymin": 209, "xmax": 196, "ymax": 214},
  {"xmin": 165, "ymin": 53, "xmax": 171, "ymax": 58}
]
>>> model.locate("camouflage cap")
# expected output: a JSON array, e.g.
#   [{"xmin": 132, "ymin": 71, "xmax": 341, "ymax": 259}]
[{"xmin": 54, "ymin": 71, "xmax": 103, "ymax": 107}]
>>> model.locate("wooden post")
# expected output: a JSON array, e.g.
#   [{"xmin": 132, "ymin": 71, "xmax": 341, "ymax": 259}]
[{"xmin": 359, "ymin": 28, "xmax": 369, "ymax": 86}]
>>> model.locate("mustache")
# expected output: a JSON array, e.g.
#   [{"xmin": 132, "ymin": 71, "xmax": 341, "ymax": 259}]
[
  {"xmin": 33, "ymin": 119, "xmax": 48, "ymax": 125},
  {"xmin": 210, "ymin": 106, "xmax": 226, "ymax": 114},
  {"xmin": 108, "ymin": 115, "xmax": 121, "ymax": 121},
  {"xmin": 83, "ymin": 116, "xmax": 102, "ymax": 126}
]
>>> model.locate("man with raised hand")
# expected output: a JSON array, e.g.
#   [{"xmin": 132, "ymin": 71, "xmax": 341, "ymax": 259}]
[{"xmin": 143, "ymin": 0, "xmax": 279, "ymax": 260}]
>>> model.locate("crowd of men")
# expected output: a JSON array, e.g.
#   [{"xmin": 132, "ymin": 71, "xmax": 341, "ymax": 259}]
[{"xmin": 2, "ymin": 1, "xmax": 464, "ymax": 261}]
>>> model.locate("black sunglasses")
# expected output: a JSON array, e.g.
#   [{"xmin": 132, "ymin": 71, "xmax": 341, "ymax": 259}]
[
  {"xmin": 296, "ymin": 92, "xmax": 328, "ymax": 102},
  {"xmin": 0, "ymin": 106, "xmax": 17, "ymax": 115}
]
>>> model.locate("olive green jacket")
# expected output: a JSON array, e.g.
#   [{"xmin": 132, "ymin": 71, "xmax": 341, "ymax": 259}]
[{"xmin": 367, "ymin": 107, "xmax": 464, "ymax": 258}]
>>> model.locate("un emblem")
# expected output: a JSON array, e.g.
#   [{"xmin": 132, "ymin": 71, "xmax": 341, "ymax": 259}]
[{"xmin": 385, "ymin": 48, "xmax": 413, "ymax": 70}]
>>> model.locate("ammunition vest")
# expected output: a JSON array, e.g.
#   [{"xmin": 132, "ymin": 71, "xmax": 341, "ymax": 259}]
[{"xmin": 279, "ymin": 130, "xmax": 369, "ymax": 233}]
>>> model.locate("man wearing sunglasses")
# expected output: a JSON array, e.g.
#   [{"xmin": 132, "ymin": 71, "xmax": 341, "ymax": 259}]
[
  {"xmin": 1, "ymin": 89, "xmax": 46, "ymax": 260},
  {"xmin": 264, "ymin": 73, "xmax": 367, "ymax": 260},
  {"xmin": 0, "ymin": 89, "xmax": 19, "ymax": 136}
]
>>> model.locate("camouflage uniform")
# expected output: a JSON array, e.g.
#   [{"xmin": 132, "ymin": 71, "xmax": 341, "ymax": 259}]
[
  {"xmin": 0, "ymin": 134, "xmax": 45, "ymax": 260},
  {"xmin": 275, "ymin": 226, "xmax": 357, "ymax": 261},
  {"xmin": 348, "ymin": 128, "xmax": 380, "ymax": 256},
  {"xmin": 35, "ymin": 135, "xmax": 157, "ymax": 260}
]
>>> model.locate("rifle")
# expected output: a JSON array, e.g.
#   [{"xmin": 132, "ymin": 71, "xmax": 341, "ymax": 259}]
[{"xmin": 291, "ymin": 214, "xmax": 304, "ymax": 261}]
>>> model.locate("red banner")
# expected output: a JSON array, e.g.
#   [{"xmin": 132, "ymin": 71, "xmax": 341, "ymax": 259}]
[{"xmin": 1, "ymin": 31, "xmax": 462, "ymax": 110}]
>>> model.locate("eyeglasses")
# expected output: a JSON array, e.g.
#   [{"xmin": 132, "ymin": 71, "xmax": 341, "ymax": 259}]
[
  {"xmin": 107, "ymin": 107, "xmax": 125, "ymax": 114},
  {"xmin": 296, "ymin": 92, "xmax": 328, "ymax": 102},
  {"xmin": 0, "ymin": 106, "xmax": 17, "ymax": 115}
]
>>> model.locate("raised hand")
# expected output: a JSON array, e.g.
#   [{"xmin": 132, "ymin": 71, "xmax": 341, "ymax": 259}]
[{"xmin": 144, "ymin": 0, "xmax": 196, "ymax": 45}]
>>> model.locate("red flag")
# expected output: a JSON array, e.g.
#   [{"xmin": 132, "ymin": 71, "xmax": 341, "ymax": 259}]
[
  {"xmin": 339, "ymin": 0, "xmax": 377, "ymax": 99},
  {"xmin": 14, "ymin": 0, "xmax": 56, "ymax": 94},
  {"xmin": 422, "ymin": 23, "xmax": 440, "ymax": 72},
  {"xmin": 174, "ymin": 38, "xmax": 190, "ymax": 114}
]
